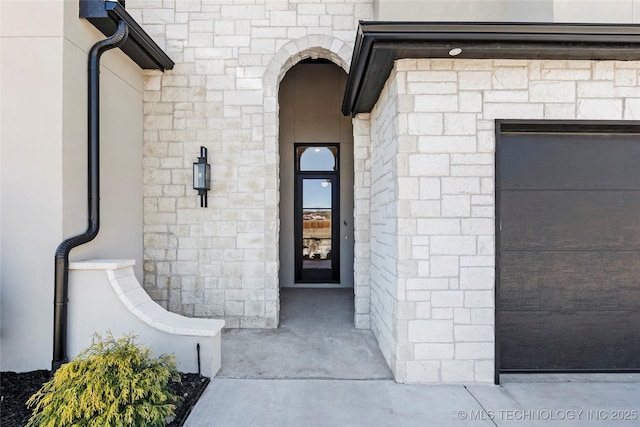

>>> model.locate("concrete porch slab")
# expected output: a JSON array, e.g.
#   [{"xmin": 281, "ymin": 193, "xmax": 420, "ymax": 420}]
[{"xmin": 216, "ymin": 288, "xmax": 392, "ymax": 380}]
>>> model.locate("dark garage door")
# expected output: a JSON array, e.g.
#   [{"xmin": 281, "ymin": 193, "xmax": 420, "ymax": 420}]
[{"xmin": 497, "ymin": 121, "xmax": 640, "ymax": 372}]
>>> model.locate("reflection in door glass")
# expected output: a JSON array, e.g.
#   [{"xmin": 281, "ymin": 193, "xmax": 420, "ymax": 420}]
[{"xmin": 302, "ymin": 179, "xmax": 332, "ymax": 270}]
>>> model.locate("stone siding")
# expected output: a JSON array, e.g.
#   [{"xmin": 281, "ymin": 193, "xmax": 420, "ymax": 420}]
[
  {"xmin": 366, "ymin": 58, "xmax": 640, "ymax": 383},
  {"xmin": 127, "ymin": 0, "xmax": 373, "ymax": 327}
]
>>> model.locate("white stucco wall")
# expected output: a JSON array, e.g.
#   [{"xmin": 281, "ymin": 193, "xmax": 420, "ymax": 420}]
[
  {"xmin": 365, "ymin": 57, "xmax": 640, "ymax": 383},
  {"xmin": 374, "ymin": 0, "xmax": 553, "ymax": 21},
  {"xmin": 1, "ymin": 0, "xmax": 65, "ymax": 373},
  {"xmin": 374, "ymin": 0, "xmax": 640, "ymax": 23},
  {"xmin": 0, "ymin": 0, "xmax": 144, "ymax": 371}
]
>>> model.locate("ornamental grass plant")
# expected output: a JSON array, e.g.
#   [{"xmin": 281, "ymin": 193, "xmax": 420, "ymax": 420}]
[{"xmin": 26, "ymin": 332, "xmax": 181, "ymax": 427}]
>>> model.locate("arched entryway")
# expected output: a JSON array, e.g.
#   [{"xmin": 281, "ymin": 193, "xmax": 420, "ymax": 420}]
[
  {"xmin": 263, "ymin": 36, "xmax": 356, "ymax": 327},
  {"xmin": 278, "ymin": 59, "xmax": 354, "ymax": 289}
]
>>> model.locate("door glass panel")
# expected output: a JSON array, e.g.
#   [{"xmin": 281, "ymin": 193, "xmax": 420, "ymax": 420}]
[
  {"xmin": 302, "ymin": 178, "xmax": 332, "ymax": 270},
  {"xmin": 297, "ymin": 146, "xmax": 338, "ymax": 171}
]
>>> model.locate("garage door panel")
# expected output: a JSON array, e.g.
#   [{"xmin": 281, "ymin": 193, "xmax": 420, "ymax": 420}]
[
  {"xmin": 500, "ymin": 251, "xmax": 640, "ymax": 311},
  {"xmin": 498, "ymin": 124, "xmax": 640, "ymax": 373},
  {"xmin": 500, "ymin": 135, "xmax": 640, "ymax": 190},
  {"xmin": 500, "ymin": 310, "xmax": 640, "ymax": 371},
  {"xmin": 501, "ymin": 190, "xmax": 640, "ymax": 250}
]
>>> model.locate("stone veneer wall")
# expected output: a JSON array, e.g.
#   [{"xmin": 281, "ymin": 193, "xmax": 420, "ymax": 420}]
[
  {"xmin": 126, "ymin": 0, "xmax": 373, "ymax": 327},
  {"xmin": 352, "ymin": 116, "xmax": 373, "ymax": 329},
  {"xmin": 368, "ymin": 69, "xmax": 401, "ymax": 370},
  {"xmin": 365, "ymin": 58, "xmax": 640, "ymax": 383}
]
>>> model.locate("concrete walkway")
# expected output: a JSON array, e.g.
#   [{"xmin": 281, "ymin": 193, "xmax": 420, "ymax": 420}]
[
  {"xmin": 185, "ymin": 376, "xmax": 640, "ymax": 426},
  {"xmin": 185, "ymin": 289, "xmax": 640, "ymax": 426}
]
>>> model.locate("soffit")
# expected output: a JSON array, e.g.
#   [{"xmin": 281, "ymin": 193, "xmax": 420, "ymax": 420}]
[{"xmin": 342, "ymin": 22, "xmax": 640, "ymax": 116}]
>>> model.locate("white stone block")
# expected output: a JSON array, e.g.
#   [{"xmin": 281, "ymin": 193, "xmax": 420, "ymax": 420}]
[
  {"xmin": 459, "ymin": 91, "xmax": 482, "ymax": 112},
  {"xmin": 614, "ymin": 69, "xmax": 637, "ymax": 86},
  {"xmin": 430, "ymin": 236, "xmax": 476, "ymax": 255},
  {"xmin": 441, "ymin": 177, "xmax": 479, "ymax": 195},
  {"xmin": 224, "ymin": 90, "xmax": 263, "ymax": 106},
  {"xmin": 407, "ymin": 82, "xmax": 457, "ymax": 94},
  {"xmin": 407, "ymin": 113, "xmax": 443, "ymax": 135},
  {"xmin": 417, "ymin": 218, "xmax": 460, "ymax": 235},
  {"xmin": 492, "ymin": 67, "xmax": 528, "ymax": 89},
  {"xmin": 409, "ymin": 200, "xmax": 440, "ymax": 217},
  {"xmin": 444, "ymin": 113, "xmax": 476, "ymax": 135},
  {"xmin": 460, "ymin": 267, "xmax": 495, "ymax": 289},
  {"xmin": 419, "ymin": 178, "xmax": 441, "ymax": 199},
  {"xmin": 541, "ymin": 69, "xmax": 591, "ymax": 81},
  {"xmin": 441, "ymin": 195, "xmax": 471, "ymax": 217},
  {"xmin": 455, "ymin": 325, "xmax": 493, "ymax": 342},
  {"xmin": 544, "ymin": 104, "xmax": 576, "ymax": 119},
  {"xmin": 475, "ymin": 360, "xmax": 495, "ymax": 383},
  {"xmin": 459, "ymin": 255, "xmax": 494, "ymax": 268},
  {"xmin": 430, "ymin": 256, "xmax": 459, "ymax": 277},
  {"xmin": 416, "ymin": 302, "xmax": 431, "ymax": 318},
  {"xmin": 221, "ymin": 5, "xmax": 265, "ymax": 19},
  {"xmin": 458, "ymin": 71, "xmax": 492, "ymax": 90},
  {"xmin": 405, "ymin": 361, "xmax": 441, "ymax": 383},
  {"xmin": 237, "ymin": 233, "xmax": 264, "ymax": 249},
  {"xmin": 454, "ymin": 307, "xmax": 471, "ymax": 324},
  {"xmin": 398, "ymin": 177, "xmax": 419, "ymax": 199},
  {"xmin": 418, "ymin": 136, "xmax": 476, "ymax": 153},
  {"xmin": 464, "ymin": 291, "xmax": 494, "ymax": 308},
  {"xmin": 577, "ymin": 99, "xmax": 623, "ymax": 119},
  {"xmin": 577, "ymin": 81, "xmax": 615, "ymax": 98},
  {"xmin": 461, "ymin": 218, "xmax": 494, "ymax": 235},
  {"xmin": 143, "ymin": 8, "xmax": 174, "ymax": 24},
  {"xmin": 470, "ymin": 308, "xmax": 494, "ymax": 325},
  {"xmin": 431, "ymin": 308, "xmax": 453, "ymax": 319},
  {"xmin": 455, "ymin": 343, "xmax": 494, "ymax": 359},
  {"xmin": 414, "ymin": 95, "xmax": 459, "ymax": 112},
  {"xmin": 484, "ymin": 90, "xmax": 528, "ymax": 103},
  {"xmin": 414, "ymin": 343, "xmax": 454, "ymax": 360},
  {"xmin": 431, "ymin": 291, "xmax": 464, "ymax": 308},
  {"xmin": 624, "ymin": 99, "xmax": 640, "ymax": 119},
  {"xmin": 593, "ymin": 62, "xmax": 615, "ymax": 80},
  {"xmin": 408, "ymin": 319, "xmax": 453, "ymax": 342},
  {"xmin": 441, "ymin": 360, "xmax": 474, "ymax": 383},
  {"xmin": 407, "ymin": 71, "xmax": 456, "ymax": 82},
  {"xmin": 452, "ymin": 154, "xmax": 493, "ymax": 165},
  {"xmin": 451, "ymin": 165, "xmax": 493, "ymax": 178},
  {"xmin": 529, "ymin": 81, "xmax": 576, "ymax": 102},
  {"xmin": 483, "ymin": 103, "xmax": 544, "ymax": 120},
  {"xmin": 408, "ymin": 154, "xmax": 449, "ymax": 177}
]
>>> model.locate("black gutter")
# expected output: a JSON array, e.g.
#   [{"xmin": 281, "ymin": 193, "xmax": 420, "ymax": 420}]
[
  {"xmin": 80, "ymin": 0, "xmax": 174, "ymax": 71},
  {"xmin": 342, "ymin": 21, "xmax": 640, "ymax": 116},
  {"xmin": 52, "ymin": 21, "xmax": 129, "ymax": 372}
]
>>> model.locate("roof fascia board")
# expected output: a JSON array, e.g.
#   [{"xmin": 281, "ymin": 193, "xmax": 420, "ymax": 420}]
[
  {"xmin": 80, "ymin": 0, "xmax": 174, "ymax": 71},
  {"xmin": 343, "ymin": 22, "xmax": 640, "ymax": 116}
]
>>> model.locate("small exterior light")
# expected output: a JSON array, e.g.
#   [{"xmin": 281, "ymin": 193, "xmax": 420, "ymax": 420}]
[
  {"xmin": 193, "ymin": 146, "xmax": 210, "ymax": 207},
  {"xmin": 448, "ymin": 48, "xmax": 463, "ymax": 56}
]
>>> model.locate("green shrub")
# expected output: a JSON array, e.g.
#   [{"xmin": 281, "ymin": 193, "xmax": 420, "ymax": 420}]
[{"xmin": 27, "ymin": 332, "xmax": 181, "ymax": 427}]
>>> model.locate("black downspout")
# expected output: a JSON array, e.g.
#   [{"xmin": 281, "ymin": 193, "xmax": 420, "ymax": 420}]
[{"xmin": 52, "ymin": 21, "xmax": 129, "ymax": 372}]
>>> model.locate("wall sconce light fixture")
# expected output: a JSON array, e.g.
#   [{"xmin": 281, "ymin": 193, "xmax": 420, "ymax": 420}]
[{"xmin": 193, "ymin": 146, "xmax": 210, "ymax": 207}]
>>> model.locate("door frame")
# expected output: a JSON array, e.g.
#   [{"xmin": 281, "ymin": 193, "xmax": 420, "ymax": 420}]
[
  {"xmin": 294, "ymin": 143, "xmax": 341, "ymax": 283},
  {"xmin": 494, "ymin": 119, "xmax": 640, "ymax": 385}
]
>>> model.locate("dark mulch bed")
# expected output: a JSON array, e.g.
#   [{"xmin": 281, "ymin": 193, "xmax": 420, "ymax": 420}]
[{"xmin": 0, "ymin": 370, "xmax": 209, "ymax": 427}]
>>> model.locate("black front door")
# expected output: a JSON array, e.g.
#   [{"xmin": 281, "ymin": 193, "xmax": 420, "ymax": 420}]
[{"xmin": 294, "ymin": 144, "xmax": 340, "ymax": 283}]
